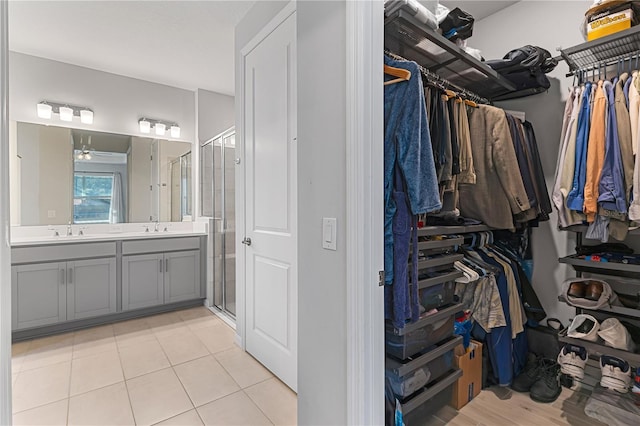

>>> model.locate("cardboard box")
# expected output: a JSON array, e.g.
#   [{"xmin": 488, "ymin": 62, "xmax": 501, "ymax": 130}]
[{"xmin": 451, "ymin": 340, "xmax": 482, "ymax": 410}]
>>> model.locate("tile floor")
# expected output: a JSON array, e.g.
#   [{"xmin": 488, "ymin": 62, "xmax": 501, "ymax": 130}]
[{"xmin": 11, "ymin": 307, "xmax": 298, "ymax": 425}]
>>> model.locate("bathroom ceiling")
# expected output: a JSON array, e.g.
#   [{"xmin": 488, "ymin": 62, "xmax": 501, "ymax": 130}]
[
  {"xmin": 8, "ymin": 1, "xmax": 256, "ymax": 96},
  {"xmin": 438, "ymin": 1, "xmax": 520, "ymax": 21}
]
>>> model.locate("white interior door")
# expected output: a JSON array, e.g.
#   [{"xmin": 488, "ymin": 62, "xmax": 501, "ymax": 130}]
[{"xmin": 243, "ymin": 10, "xmax": 297, "ymax": 391}]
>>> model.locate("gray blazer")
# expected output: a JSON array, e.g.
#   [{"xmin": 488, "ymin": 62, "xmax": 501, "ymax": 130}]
[{"xmin": 459, "ymin": 105, "xmax": 531, "ymax": 230}]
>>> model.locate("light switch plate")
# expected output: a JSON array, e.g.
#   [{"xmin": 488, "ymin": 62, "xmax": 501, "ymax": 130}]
[{"xmin": 322, "ymin": 217, "xmax": 337, "ymax": 251}]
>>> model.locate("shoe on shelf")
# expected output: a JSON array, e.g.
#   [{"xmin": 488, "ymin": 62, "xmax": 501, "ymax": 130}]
[
  {"xmin": 557, "ymin": 344, "xmax": 588, "ymax": 380},
  {"xmin": 512, "ymin": 353, "xmax": 542, "ymax": 392},
  {"xmin": 600, "ymin": 355, "xmax": 632, "ymax": 393},
  {"xmin": 568, "ymin": 280, "xmax": 587, "ymax": 298},
  {"xmin": 585, "ymin": 280, "xmax": 604, "ymax": 301},
  {"xmin": 633, "ymin": 373, "xmax": 640, "ymax": 395},
  {"xmin": 530, "ymin": 359, "xmax": 562, "ymax": 403}
]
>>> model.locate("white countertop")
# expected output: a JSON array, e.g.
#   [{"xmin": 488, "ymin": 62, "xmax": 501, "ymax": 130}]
[{"xmin": 11, "ymin": 222, "xmax": 209, "ymax": 247}]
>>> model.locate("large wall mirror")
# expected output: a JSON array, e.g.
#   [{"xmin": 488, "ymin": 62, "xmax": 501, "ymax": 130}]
[{"xmin": 10, "ymin": 121, "xmax": 193, "ymax": 225}]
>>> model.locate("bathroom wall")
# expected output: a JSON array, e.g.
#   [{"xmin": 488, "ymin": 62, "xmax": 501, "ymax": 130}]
[{"xmin": 128, "ymin": 136, "xmax": 152, "ymax": 223}]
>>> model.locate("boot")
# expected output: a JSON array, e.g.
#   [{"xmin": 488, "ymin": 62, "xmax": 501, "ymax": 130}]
[
  {"xmin": 529, "ymin": 359, "xmax": 562, "ymax": 403},
  {"xmin": 512, "ymin": 353, "xmax": 541, "ymax": 392}
]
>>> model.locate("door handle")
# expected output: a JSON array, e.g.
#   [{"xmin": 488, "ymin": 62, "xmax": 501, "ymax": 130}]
[
  {"xmin": 165, "ymin": 259, "xmax": 169, "ymax": 272},
  {"xmin": 241, "ymin": 237, "xmax": 252, "ymax": 246},
  {"xmin": 68, "ymin": 268, "xmax": 73, "ymax": 284}
]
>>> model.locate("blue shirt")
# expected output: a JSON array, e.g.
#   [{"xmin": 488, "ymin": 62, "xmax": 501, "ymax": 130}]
[
  {"xmin": 598, "ymin": 81, "xmax": 627, "ymax": 213},
  {"xmin": 567, "ymin": 82, "xmax": 592, "ymax": 212}
]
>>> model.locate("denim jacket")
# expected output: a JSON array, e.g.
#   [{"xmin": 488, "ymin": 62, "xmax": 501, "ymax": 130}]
[{"xmin": 384, "ymin": 55, "xmax": 441, "ymax": 284}]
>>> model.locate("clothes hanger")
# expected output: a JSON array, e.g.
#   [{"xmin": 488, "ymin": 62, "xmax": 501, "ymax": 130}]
[{"xmin": 383, "ymin": 64, "xmax": 411, "ymax": 86}]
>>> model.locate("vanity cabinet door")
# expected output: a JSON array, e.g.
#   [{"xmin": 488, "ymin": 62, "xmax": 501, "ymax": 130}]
[
  {"xmin": 12, "ymin": 262, "xmax": 66, "ymax": 330},
  {"xmin": 122, "ymin": 254, "xmax": 165, "ymax": 311},
  {"xmin": 67, "ymin": 258, "xmax": 117, "ymax": 320},
  {"xmin": 164, "ymin": 250, "xmax": 200, "ymax": 303}
]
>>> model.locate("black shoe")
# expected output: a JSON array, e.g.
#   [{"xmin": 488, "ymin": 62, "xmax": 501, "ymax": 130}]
[
  {"xmin": 530, "ymin": 359, "xmax": 562, "ymax": 403},
  {"xmin": 512, "ymin": 353, "xmax": 541, "ymax": 392}
]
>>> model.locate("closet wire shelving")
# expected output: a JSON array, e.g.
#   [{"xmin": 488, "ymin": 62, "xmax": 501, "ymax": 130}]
[
  {"xmin": 384, "ymin": 10, "xmax": 515, "ymax": 101},
  {"xmin": 556, "ymin": 26, "xmax": 640, "ymax": 370},
  {"xmin": 560, "ymin": 25, "xmax": 640, "ymax": 76}
]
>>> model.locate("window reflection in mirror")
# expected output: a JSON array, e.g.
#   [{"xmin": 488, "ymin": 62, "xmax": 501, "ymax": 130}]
[{"xmin": 9, "ymin": 122, "xmax": 193, "ymax": 226}]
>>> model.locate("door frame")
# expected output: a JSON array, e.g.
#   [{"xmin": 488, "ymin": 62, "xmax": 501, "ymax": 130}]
[
  {"xmin": 0, "ymin": 0, "xmax": 12, "ymax": 422},
  {"xmin": 345, "ymin": 1, "xmax": 385, "ymax": 424}
]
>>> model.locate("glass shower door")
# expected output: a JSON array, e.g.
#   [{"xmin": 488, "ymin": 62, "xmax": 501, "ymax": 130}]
[{"xmin": 202, "ymin": 128, "xmax": 236, "ymax": 318}]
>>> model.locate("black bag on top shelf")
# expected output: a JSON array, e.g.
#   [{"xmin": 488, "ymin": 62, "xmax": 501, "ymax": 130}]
[{"xmin": 440, "ymin": 8, "xmax": 474, "ymax": 41}]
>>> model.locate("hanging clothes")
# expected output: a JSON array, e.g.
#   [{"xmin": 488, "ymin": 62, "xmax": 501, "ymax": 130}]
[
  {"xmin": 584, "ymin": 81, "xmax": 607, "ymax": 223},
  {"xmin": 383, "ymin": 55, "xmax": 441, "ymax": 328},
  {"xmin": 458, "ymin": 105, "xmax": 531, "ymax": 230}
]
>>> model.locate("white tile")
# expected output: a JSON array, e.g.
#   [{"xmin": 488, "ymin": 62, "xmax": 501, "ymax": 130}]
[
  {"xmin": 12, "ymin": 399, "xmax": 68, "ymax": 426},
  {"xmin": 72, "ymin": 324, "xmax": 116, "ymax": 359},
  {"xmin": 215, "ymin": 347, "xmax": 273, "ymax": 388},
  {"xmin": 11, "ymin": 341, "xmax": 32, "ymax": 374},
  {"xmin": 192, "ymin": 323, "xmax": 236, "ymax": 354},
  {"xmin": 180, "ymin": 308, "xmax": 222, "ymax": 331},
  {"xmin": 127, "ymin": 368, "xmax": 193, "ymax": 426},
  {"xmin": 70, "ymin": 350, "xmax": 124, "ymax": 396},
  {"xmin": 147, "ymin": 312, "xmax": 189, "ymax": 338},
  {"xmin": 12, "ymin": 361, "xmax": 71, "ymax": 413},
  {"xmin": 114, "ymin": 318, "xmax": 157, "ymax": 349},
  {"xmin": 157, "ymin": 331, "xmax": 209, "ymax": 366},
  {"xmin": 245, "ymin": 378, "xmax": 297, "ymax": 425},
  {"xmin": 68, "ymin": 382, "xmax": 135, "ymax": 426},
  {"xmin": 21, "ymin": 333, "xmax": 74, "ymax": 371},
  {"xmin": 153, "ymin": 409, "xmax": 203, "ymax": 426},
  {"xmin": 197, "ymin": 391, "xmax": 272, "ymax": 426},
  {"xmin": 174, "ymin": 355, "xmax": 240, "ymax": 407},
  {"xmin": 119, "ymin": 339, "xmax": 171, "ymax": 379}
]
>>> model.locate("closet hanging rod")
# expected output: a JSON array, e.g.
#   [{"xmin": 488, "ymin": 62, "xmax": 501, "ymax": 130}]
[
  {"xmin": 564, "ymin": 52, "xmax": 640, "ymax": 78},
  {"xmin": 385, "ymin": 50, "xmax": 490, "ymax": 104}
]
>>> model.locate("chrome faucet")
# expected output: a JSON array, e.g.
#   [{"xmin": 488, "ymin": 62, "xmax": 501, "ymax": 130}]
[
  {"xmin": 67, "ymin": 222, "xmax": 73, "ymax": 236},
  {"xmin": 154, "ymin": 222, "xmax": 160, "ymax": 232}
]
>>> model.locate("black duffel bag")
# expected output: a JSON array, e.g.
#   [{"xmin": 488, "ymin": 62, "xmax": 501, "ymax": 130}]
[{"xmin": 440, "ymin": 8, "xmax": 474, "ymax": 41}]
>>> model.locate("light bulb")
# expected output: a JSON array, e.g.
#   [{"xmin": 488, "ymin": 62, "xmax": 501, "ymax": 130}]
[
  {"xmin": 155, "ymin": 123, "xmax": 166, "ymax": 136},
  {"xmin": 37, "ymin": 103, "xmax": 52, "ymax": 119},
  {"xmin": 80, "ymin": 109, "xmax": 93, "ymax": 124},
  {"xmin": 59, "ymin": 106, "xmax": 73, "ymax": 122},
  {"xmin": 170, "ymin": 125, "xmax": 181, "ymax": 138},
  {"xmin": 139, "ymin": 119, "xmax": 151, "ymax": 134}
]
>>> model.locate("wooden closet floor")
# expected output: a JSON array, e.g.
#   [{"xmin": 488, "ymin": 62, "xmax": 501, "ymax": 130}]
[{"xmin": 427, "ymin": 386, "xmax": 607, "ymax": 426}]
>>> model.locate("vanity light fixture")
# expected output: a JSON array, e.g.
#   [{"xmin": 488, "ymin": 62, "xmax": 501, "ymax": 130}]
[
  {"xmin": 155, "ymin": 122, "xmax": 166, "ymax": 136},
  {"xmin": 59, "ymin": 106, "xmax": 73, "ymax": 122},
  {"xmin": 139, "ymin": 118, "xmax": 151, "ymax": 134},
  {"xmin": 36, "ymin": 101, "xmax": 94, "ymax": 125},
  {"xmin": 80, "ymin": 109, "xmax": 94, "ymax": 124},
  {"xmin": 37, "ymin": 102, "xmax": 53, "ymax": 119},
  {"xmin": 138, "ymin": 117, "xmax": 180, "ymax": 139}
]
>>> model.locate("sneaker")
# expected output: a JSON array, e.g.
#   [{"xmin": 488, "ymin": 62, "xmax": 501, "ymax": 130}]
[
  {"xmin": 633, "ymin": 373, "xmax": 640, "ymax": 395},
  {"xmin": 512, "ymin": 353, "xmax": 541, "ymax": 392},
  {"xmin": 529, "ymin": 359, "xmax": 562, "ymax": 403},
  {"xmin": 557, "ymin": 344, "xmax": 588, "ymax": 380},
  {"xmin": 600, "ymin": 355, "xmax": 631, "ymax": 393}
]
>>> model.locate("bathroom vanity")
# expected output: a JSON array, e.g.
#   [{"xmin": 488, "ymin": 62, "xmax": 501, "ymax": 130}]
[{"xmin": 10, "ymin": 223, "xmax": 207, "ymax": 341}]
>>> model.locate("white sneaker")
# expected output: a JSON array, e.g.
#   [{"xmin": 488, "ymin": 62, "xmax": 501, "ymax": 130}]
[
  {"xmin": 557, "ymin": 344, "xmax": 588, "ymax": 380},
  {"xmin": 600, "ymin": 355, "xmax": 631, "ymax": 393}
]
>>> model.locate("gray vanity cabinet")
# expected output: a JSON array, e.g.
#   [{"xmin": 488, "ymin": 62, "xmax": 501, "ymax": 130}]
[
  {"xmin": 11, "ymin": 257, "xmax": 116, "ymax": 329},
  {"xmin": 12, "ymin": 262, "xmax": 67, "ymax": 330},
  {"xmin": 122, "ymin": 254, "xmax": 165, "ymax": 311},
  {"xmin": 66, "ymin": 258, "xmax": 117, "ymax": 320},
  {"xmin": 121, "ymin": 237, "xmax": 202, "ymax": 311},
  {"xmin": 164, "ymin": 251, "xmax": 200, "ymax": 303}
]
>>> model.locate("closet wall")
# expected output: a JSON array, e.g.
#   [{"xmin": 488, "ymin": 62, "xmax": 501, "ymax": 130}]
[{"xmin": 469, "ymin": 0, "xmax": 605, "ymax": 324}]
